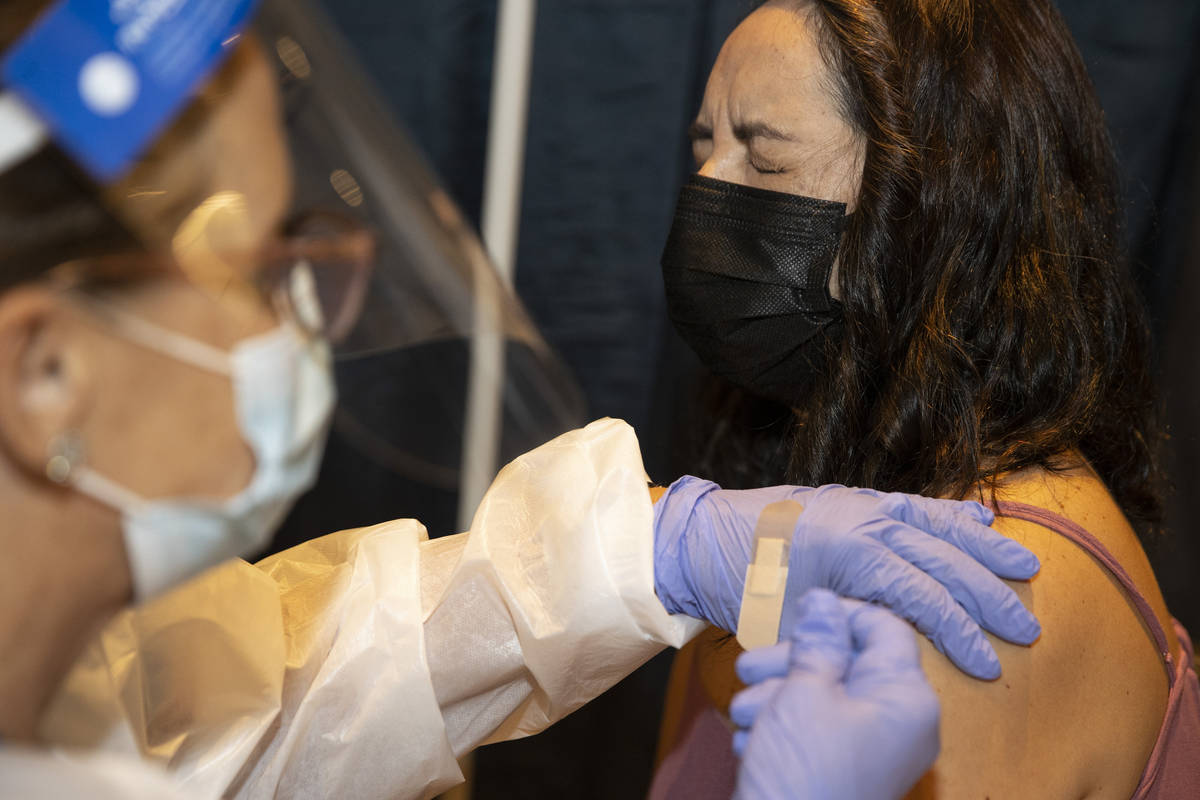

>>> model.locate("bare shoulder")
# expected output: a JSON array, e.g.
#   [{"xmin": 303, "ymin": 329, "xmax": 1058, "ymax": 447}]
[{"xmin": 907, "ymin": 464, "xmax": 1173, "ymax": 800}]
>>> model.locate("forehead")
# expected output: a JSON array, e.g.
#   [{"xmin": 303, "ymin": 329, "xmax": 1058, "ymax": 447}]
[
  {"xmin": 703, "ymin": 2, "xmax": 841, "ymax": 134},
  {"xmin": 104, "ymin": 38, "xmax": 292, "ymax": 255}
]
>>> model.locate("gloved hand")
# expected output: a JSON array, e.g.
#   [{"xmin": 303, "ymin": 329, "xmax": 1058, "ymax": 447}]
[
  {"xmin": 730, "ymin": 589, "xmax": 940, "ymax": 800},
  {"xmin": 652, "ymin": 477, "xmax": 1040, "ymax": 679}
]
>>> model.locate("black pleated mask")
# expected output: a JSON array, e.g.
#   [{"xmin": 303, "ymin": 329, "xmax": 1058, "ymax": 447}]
[{"xmin": 661, "ymin": 174, "xmax": 849, "ymax": 407}]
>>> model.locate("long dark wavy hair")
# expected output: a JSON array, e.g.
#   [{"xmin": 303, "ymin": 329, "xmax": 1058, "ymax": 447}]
[{"xmin": 695, "ymin": 0, "xmax": 1163, "ymax": 539}]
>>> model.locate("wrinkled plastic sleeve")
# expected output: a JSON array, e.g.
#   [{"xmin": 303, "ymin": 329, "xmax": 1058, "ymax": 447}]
[{"xmin": 40, "ymin": 419, "xmax": 703, "ymax": 800}]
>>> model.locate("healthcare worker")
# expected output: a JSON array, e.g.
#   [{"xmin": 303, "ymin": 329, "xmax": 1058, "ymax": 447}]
[{"xmin": 0, "ymin": 0, "xmax": 1041, "ymax": 797}]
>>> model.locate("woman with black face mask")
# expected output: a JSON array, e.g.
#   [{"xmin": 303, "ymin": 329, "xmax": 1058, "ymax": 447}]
[
  {"xmin": 651, "ymin": 1, "xmax": 1200, "ymax": 799},
  {"xmin": 0, "ymin": 0, "xmax": 1049, "ymax": 797}
]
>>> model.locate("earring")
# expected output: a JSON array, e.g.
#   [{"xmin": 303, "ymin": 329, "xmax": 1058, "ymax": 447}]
[{"xmin": 45, "ymin": 432, "xmax": 86, "ymax": 485}]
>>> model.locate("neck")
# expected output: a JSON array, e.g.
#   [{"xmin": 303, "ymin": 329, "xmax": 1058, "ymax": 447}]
[{"xmin": 0, "ymin": 465, "xmax": 130, "ymax": 740}]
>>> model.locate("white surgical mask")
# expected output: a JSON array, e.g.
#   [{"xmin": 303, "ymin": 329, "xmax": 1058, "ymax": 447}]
[{"xmin": 58, "ymin": 302, "xmax": 336, "ymax": 600}]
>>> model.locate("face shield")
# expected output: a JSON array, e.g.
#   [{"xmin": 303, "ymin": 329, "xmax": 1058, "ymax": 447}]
[{"xmin": 0, "ymin": 0, "xmax": 584, "ymax": 555}]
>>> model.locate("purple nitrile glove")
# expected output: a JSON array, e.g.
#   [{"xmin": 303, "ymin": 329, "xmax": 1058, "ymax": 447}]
[
  {"xmin": 652, "ymin": 477, "xmax": 1041, "ymax": 680},
  {"xmin": 730, "ymin": 589, "xmax": 940, "ymax": 800}
]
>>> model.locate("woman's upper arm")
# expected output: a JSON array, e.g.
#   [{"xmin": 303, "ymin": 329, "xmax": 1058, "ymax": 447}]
[{"xmin": 905, "ymin": 517, "xmax": 1167, "ymax": 799}]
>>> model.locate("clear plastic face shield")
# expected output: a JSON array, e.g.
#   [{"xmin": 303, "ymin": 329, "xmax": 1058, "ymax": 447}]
[{"xmin": 0, "ymin": 0, "xmax": 583, "ymax": 597}]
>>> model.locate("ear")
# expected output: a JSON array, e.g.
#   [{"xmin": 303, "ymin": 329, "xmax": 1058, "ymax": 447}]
[{"xmin": 0, "ymin": 287, "xmax": 93, "ymax": 478}]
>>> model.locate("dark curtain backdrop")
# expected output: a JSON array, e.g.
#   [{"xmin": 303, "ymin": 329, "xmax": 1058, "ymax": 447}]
[
  {"xmin": 308, "ymin": 1, "xmax": 1200, "ymax": 798},
  {"xmin": 1057, "ymin": 0, "xmax": 1200, "ymax": 653}
]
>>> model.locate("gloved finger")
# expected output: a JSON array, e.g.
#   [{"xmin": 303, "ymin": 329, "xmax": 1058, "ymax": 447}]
[
  {"xmin": 885, "ymin": 495, "xmax": 1040, "ymax": 580},
  {"xmin": 878, "ymin": 525, "xmax": 1041, "ymax": 645},
  {"xmin": 729, "ymin": 676, "xmax": 786, "ymax": 728},
  {"xmin": 736, "ymin": 642, "xmax": 791, "ymax": 685},
  {"xmin": 861, "ymin": 487, "xmax": 993, "ymax": 526},
  {"xmin": 850, "ymin": 556, "xmax": 1002, "ymax": 680},
  {"xmin": 897, "ymin": 493, "xmax": 994, "ymax": 526},
  {"xmin": 732, "ymin": 729, "xmax": 750, "ymax": 758},
  {"xmin": 843, "ymin": 603, "xmax": 925, "ymax": 686},
  {"xmin": 844, "ymin": 605, "xmax": 942, "ymax": 750},
  {"xmin": 787, "ymin": 588, "xmax": 854, "ymax": 678}
]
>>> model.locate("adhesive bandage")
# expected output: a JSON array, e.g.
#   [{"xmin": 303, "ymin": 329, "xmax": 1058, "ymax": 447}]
[{"xmin": 736, "ymin": 500, "xmax": 804, "ymax": 650}]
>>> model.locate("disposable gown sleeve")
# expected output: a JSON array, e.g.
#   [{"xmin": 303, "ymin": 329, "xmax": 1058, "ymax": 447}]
[{"xmin": 38, "ymin": 419, "xmax": 704, "ymax": 800}]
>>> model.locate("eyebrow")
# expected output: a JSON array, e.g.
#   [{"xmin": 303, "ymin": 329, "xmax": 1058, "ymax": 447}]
[
  {"xmin": 686, "ymin": 118, "xmax": 798, "ymax": 143},
  {"xmin": 732, "ymin": 120, "xmax": 796, "ymax": 142},
  {"xmin": 687, "ymin": 119, "xmax": 712, "ymax": 141}
]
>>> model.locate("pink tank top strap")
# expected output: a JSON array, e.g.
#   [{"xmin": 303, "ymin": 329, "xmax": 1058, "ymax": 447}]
[{"xmin": 994, "ymin": 500, "xmax": 1176, "ymax": 683}]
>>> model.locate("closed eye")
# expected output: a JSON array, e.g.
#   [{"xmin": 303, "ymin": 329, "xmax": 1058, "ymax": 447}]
[{"xmin": 749, "ymin": 158, "xmax": 787, "ymax": 175}]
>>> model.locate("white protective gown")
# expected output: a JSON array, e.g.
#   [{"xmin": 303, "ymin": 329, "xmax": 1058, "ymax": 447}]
[{"xmin": 28, "ymin": 419, "xmax": 706, "ymax": 799}]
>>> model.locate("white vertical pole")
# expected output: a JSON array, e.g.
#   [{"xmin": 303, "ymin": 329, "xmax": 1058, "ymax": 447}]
[
  {"xmin": 457, "ymin": 0, "xmax": 538, "ymax": 533},
  {"xmin": 457, "ymin": 0, "xmax": 537, "ymax": 535},
  {"xmin": 449, "ymin": 8, "xmax": 536, "ymax": 800},
  {"xmin": 481, "ymin": 0, "xmax": 537, "ymax": 288}
]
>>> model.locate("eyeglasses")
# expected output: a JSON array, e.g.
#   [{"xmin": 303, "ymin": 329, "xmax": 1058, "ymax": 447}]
[
  {"xmin": 253, "ymin": 209, "xmax": 375, "ymax": 341},
  {"xmin": 51, "ymin": 208, "xmax": 375, "ymax": 343}
]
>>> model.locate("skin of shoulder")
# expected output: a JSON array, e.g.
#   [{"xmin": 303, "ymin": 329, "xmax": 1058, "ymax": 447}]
[{"xmin": 906, "ymin": 462, "xmax": 1176, "ymax": 800}]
